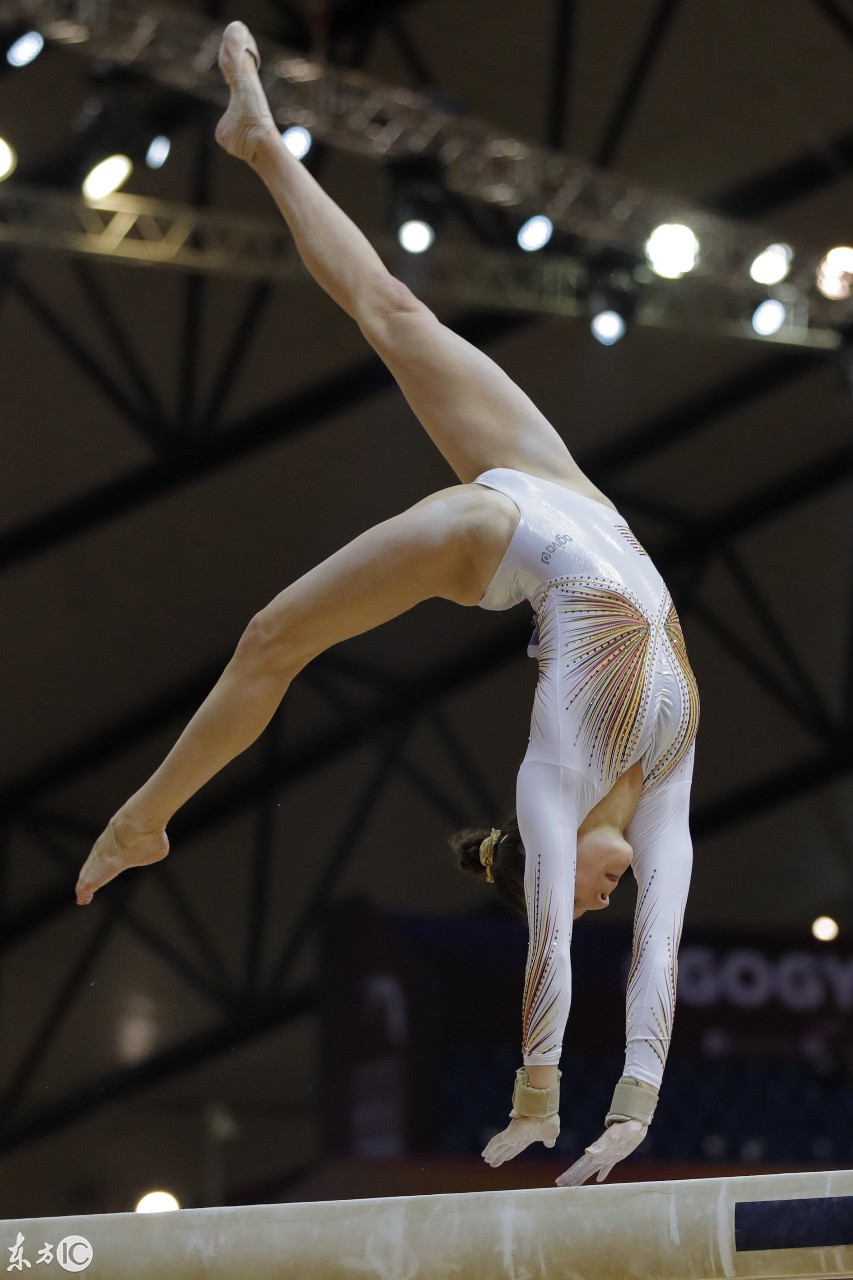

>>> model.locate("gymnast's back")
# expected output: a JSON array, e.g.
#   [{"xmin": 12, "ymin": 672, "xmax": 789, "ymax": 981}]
[
  {"xmin": 473, "ymin": 467, "xmax": 666, "ymax": 616},
  {"xmin": 472, "ymin": 467, "xmax": 699, "ymax": 799}
]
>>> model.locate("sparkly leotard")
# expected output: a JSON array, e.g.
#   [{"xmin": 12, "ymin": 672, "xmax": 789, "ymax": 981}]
[{"xmin": 475, "ymin": 468, "xmax": 699, "ymax": 1088}]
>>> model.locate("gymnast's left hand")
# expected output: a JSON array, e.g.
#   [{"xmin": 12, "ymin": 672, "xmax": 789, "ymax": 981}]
[
  {"xmin": 481, "ymin": 1113, "xmax": 559, "ymax": 1167},
  {"xmin": 556, "ymin": 1119, "xmax": 647, "ymax": 1186}
]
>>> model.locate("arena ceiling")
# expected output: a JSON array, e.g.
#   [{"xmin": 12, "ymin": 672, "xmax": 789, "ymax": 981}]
[{"xmin": 0, "ymin": 0, "xmax": 851, "ymax": 1218}]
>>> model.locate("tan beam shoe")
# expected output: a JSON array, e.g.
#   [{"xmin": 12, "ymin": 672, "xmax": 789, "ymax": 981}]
[{"xmin": 215, "ymin": 20, "xmax": 276, "ymax": 163}]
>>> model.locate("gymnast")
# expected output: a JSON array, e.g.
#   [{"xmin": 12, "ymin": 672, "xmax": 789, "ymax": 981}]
[{"xmin": 76, "ymin": 21, "xmax": 699, "ymax": 1188}]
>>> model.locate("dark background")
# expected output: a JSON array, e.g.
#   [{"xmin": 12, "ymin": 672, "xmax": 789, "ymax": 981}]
[{"xmin": 0, "ymin": 0, "xmax": 851, "ymax": 1218}]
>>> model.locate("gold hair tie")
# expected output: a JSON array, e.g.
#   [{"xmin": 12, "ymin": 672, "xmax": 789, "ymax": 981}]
[{"xmin": 478, "ymin": 828, "xmax": 501, "ymax": 883}]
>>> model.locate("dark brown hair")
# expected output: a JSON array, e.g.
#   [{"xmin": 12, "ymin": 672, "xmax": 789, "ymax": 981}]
[{"xmin": 449, "ymin": 814, "xmax": 526, "ymax": 918}]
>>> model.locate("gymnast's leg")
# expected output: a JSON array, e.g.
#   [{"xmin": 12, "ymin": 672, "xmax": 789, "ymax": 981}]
[
  {"xmin": 215, "ymin": 22, "xmax": 598, "ymax": 493},
  {"xmin": 75, "ymin": 491, "xmax": 481, "ymax": 905}
]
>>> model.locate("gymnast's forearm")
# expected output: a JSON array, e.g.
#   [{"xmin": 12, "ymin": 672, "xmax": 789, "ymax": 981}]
[{"xmin": 251, "ymin": 132, "xmax": 396, "ymax": 322}]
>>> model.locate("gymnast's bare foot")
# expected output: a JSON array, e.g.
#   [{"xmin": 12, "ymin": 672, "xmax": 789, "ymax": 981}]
[
  {"xmin": 215, "ymin": 21, "xmax": 276, "ymax": 163},
  {"xmin": 76, "ymin": 811, "xmax": 169, "ymax": 905}
]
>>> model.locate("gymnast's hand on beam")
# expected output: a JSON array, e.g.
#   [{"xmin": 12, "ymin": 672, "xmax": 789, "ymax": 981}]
[
  {"xmin": 555, "ymin": 1118, "xmax": 647, "ymax": 1186},
  {"xmin": 481, "ymin": 1113, "xmax": 560, "ymax": 1167}
]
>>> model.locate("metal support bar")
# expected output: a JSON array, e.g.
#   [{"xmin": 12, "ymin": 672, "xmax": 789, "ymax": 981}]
[
  {"xmin": 266, "ymin": 722, "xmax": 410, "ymax": 995},
  {"xmin": 546, "ymin": 0, "xmax": 575, "ymax": 151},
  {"xmin": 595, "ymin": 0, "xmax": 682, "ymax": 168},
  {"xmin": 1, "ymin": 185, "xmax": 843, "ymax": 340}
]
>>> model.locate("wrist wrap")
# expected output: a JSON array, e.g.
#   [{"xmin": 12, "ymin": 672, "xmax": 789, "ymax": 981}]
[
  {"xmin": 605, "ymin": 1076, "xmax": 658, "ymax": 1127},
  {"xmin": 510, "ymin": 1067, "xmax": 561, "ymax": 1118}
]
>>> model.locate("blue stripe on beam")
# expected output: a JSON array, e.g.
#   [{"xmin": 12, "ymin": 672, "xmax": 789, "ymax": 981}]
[{"xmin": 735, "ymin": 1197, "xmax": 853, "ymax": 1252}]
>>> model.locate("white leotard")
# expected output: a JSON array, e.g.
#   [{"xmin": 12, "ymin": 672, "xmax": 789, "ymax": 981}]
[{"xmin": 475, "ymin": 468, "xmax": 699, "ymax": 1088}]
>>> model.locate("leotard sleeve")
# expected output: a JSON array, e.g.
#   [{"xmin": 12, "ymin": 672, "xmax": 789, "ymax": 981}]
[
  {"xmin": 621, "ymin": 748, "xmax": 695, "ymax": 1089},
  {"xmin": 515, "ymin": 759, "xmax": 596, "ymax": 1066}
]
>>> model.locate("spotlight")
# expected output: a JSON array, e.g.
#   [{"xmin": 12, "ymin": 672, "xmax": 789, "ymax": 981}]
[
  {"xmin": 388, "ymin": 156, "xmax": 444, "ymax": 256},
  {"xmin": 82, "ymin": 154, "xmax": 132, "ymax": 201},
  {"xmin": 518, "ymin": 215, "xmax": 553, "ymax": 253},
  {"xmin": 0, "ymin": 136, "xmax": 17, "ymax": 181},
  {"xmin": 645, "ymin": 223, "xmax": 699, "ymax": 279},
  {"xmin": 812, "ymin": 916, "xmax": 839, "ymax": 943},
  {"xmin": 749, "ymin": 242, "xmax": 792, "ymax": 286},
  {"xmin": 751, "ymin": 298, "xmax": 787, "ymax": 337},
  {"xmin": 590, "ymin": 309, "xmax": 626, "ymax": 346},
  {"xmin": 135, "ymin": 1191, "xmax": 180, "ymax": 1214},
  {"xmin": 145, "ymin": 135, "xmax": 171, "ymax": 169},
  {"xmin": 816, "ymin": 246, "xmax": 853, "ymax": 301},
  {"xmin": 282, "ymin": 125, "xmax": 312, "ymax": 160},
  {"xmin": 399, "ymin": 219, "xmax": 434, "ymax": 254},
  {"xmin": 6, "ymin": 30, "xmax": 43, "ymax": 67}
]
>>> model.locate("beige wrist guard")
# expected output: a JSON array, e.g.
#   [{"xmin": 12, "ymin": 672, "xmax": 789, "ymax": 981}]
[
  {"xmin": 605, "ymin": 1076, "xmax": 659, "ymax": 1127},
  {"xmin": 510, "ymin": 1067, "xmax": 561, "ymax": 1118}
]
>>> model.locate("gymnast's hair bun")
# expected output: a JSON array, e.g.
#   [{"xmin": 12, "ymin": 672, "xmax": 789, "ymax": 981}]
[
  {"xmin": 449, "ymin": 816, "xmax": 526, "ymax": 918},
  {"xmin": 450, "ymin": 826, "xmax": 493, "ymax": 879}
]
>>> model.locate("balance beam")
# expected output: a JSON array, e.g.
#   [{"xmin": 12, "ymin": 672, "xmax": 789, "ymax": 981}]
[{"xmin": 3, "ymin": 1170, "xmax": 853, "ymax": 1278}]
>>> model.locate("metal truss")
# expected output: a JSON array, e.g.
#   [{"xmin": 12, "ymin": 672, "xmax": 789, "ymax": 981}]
[
  {"xmin": 0, "ymin": 0, "xmax": 849, "ymax": 340},
  {"xmin": 0, "ymin": 183, "xmax": 842, "ymax": 348}
]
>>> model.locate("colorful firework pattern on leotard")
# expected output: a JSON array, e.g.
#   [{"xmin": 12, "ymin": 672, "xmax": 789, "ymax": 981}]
[
  {"xmin": 624, "ymin": 868, "xmax": 685, "ymax": 1071},
  {"xmin": 552, "ymin": 579, "xmax": 652, "ymax": 785},
  {"xmin": 521, "ymin": 856, "xmax": 561, "ymax": 1058},
  {"xmin": 644, "ymin": 597, "xmax": 701, "ymax": 790}
]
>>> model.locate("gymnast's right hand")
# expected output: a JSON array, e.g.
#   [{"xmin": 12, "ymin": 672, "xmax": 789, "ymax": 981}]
[
  {"xmin": 76, "ymin": 814, "xmax": 169, "ymax": 905},
  {"xmin": 481, "ymin": 1113, "xmax": 559, "ymax": 1167}
]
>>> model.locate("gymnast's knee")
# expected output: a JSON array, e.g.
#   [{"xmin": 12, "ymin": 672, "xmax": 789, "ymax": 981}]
[{"xmin": 234, "ymin": 607, "xmax": 307, "ymax": 680}]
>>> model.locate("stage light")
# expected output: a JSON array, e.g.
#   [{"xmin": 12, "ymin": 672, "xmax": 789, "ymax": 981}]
[
  {"xmin": 645, "ymin": 223, "xmax": 699, "ymax": 279},
  {"xmin": 816, "ymin": 245, "xmax": 853, "ymax": 301},
  {"xmin": 518, "ymin": 215, "xmax": 553, "ymax": 252},
  {"xmin": 282, "ymin": 125, "xmax": 312, "ymax": 159},
  {"xmin": 749, "ymin": 242, "xmax": 792, "ymax": 286},
  {"xmin": 145, "ymin": 135, "xmax": 171, "ymax": 169},
  {"xmin": 0, "ymin": 137, "xmax": 17, "ymax": 181},
  {"xmin": 812, "ymin": 916, "xmax": 839, "ymax": 943},
  {"xmin": 751, "ymin": 298, "xmax": 786, "ymax": 336},
  {"xmin": 399, "ymin": 219, "xmax": 435, "ymax": 254},
  {"xmin": 83, "ymin": 154, "xmax": 132, "ymax": 200},
  {"xmin": 135, "ymin": 1191, "xmax": 180, "ymax": 1214},
  {"xmin": 388, "ymin": 155, "xmax": 444, "ymax": 256},
  {"xmin": 590, "ymin": 309, "xmax": 626, "ymax": 346},
  {"xmin": 6, "ymin": 30, "xmax": 43, "ymax": 67}
]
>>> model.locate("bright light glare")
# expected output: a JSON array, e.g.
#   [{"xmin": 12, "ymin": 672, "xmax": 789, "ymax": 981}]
[
  {"xmin": 590, "ymin": 309, "xmax": 626, "ymax": 346},
  {"xmin": 145, "ymin": 135, "xmax": 171, "ymax": 169},
  {"xmin": 7, "ymin": 31, "xmax": 44, "ymax": 67},
  {"xmin": 518, "ymin": 214, "xmax": 553, "ymax": 252},
  {"xmin": 82, "ymin": 154, "xmax": 132, "ymax": 200},
  {"xmin": 816, "ymin": 245, "xmax": 853, "ymax": 301},
  {"xmin": 135, "ymin": 1190, "xmax": 180, "ymax": 1214},
  {"xmin": 645, "ymin": 223, "xmax": 699, "ymax": 279},
  {"xmin": 751, "ymin": 299, "xmax": 786, "ymax": 336},
  {"xmin": 812, "ymin": 915, "xmax": 839, "ymax": 943},
  {"xmin": 0, "ymin": 137, "xmax": 17, "ymax": 181},
  {"xmin": 398, "ymin": 219, "xmax": 434, "ymax": 254},
  {"xmin": 282, "ymin": 126, "xmax": 312, "ymax": 160},
  {"xmin": 749, "ymin": 243, "xmax": 792, "ymax": 286}
]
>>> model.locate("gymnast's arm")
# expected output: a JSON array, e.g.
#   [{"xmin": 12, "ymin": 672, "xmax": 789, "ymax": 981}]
[
  {"xmin": 482, "ymin": 759, "xmax": 581, "ymax": 1165},
  {"xmin": 622, "ymin": 751, "xmax": 695, "ymax": 1091}
]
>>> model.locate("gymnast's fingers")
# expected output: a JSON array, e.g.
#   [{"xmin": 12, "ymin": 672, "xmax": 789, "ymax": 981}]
[{"xmin": 555, "ymin": 1152, "xmax": 599, "ymax": 1187}]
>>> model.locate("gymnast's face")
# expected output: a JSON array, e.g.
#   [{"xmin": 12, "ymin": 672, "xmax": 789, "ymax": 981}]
[{"xmin": 573, "ymin": 828, "xmax": 633, "ymax": 921}]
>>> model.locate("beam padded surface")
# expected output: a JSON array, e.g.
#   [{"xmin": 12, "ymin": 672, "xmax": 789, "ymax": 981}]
[{"xmin": 2, "ymin": 1170, "xmax": 853, "ymax": 1278}]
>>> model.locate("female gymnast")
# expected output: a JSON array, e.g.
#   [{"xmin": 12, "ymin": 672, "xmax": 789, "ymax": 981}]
[{"xmin": 76, "ymin": 21, "xmax": 699, "ymax": 1188}]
